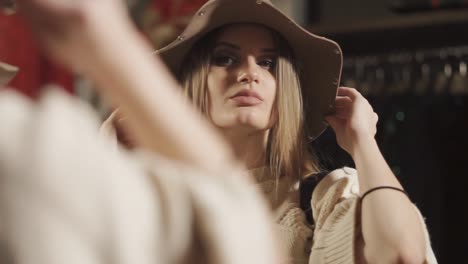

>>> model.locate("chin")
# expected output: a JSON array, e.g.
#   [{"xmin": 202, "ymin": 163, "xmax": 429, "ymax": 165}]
[
  {"xmin": 211, "ymin": 109, "xmax": 272, "ymax": 130},
  {"xmin": 237, "ymin": 122, "xmax": 268, "ymax": 131},
  {"xmin": 215, "ymin": 121, "xmax": 272, "ymax": 134},
  {"xmin": 235, "ymin": 112, "xmax": 268, "ymax": 127},
  {"xmin": 230, "ymin": 118, "xmax": 272, "ymax": 132}
]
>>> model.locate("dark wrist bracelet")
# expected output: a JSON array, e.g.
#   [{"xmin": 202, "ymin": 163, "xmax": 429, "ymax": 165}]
[{"xmin": 361, "ymin": 186, "xmax": 408, "ymax": 202}]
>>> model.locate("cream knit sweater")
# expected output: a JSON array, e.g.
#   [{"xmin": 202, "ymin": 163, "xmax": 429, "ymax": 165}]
[
  {"xmin": 250, "ymin": 166, "xmax": 438, "ymax": 264},
  {"xmin": 0, "ymin": 88, "xmax": 436, "ymax": 264},
  {"xmin": 0, "ymin": 89, "xmax": 279, "ymax": 264}
]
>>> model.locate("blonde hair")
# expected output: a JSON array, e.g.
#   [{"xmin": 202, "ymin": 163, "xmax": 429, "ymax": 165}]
[{"xmin": 179, "ymin": 25, "xmax": 320, "ymax": 182}]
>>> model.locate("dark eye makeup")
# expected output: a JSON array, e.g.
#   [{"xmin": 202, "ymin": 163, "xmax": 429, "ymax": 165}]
[
  {"xmin": 211, "ymin": 51, "xmax": 277, "ymax": 71},
  {"xmin": 212, "ymin": 52, "xmax": 238, "ymax": 67},
  {"xmin": 257, "ymin": 57, "xmax": 277, "ymax": 70}
]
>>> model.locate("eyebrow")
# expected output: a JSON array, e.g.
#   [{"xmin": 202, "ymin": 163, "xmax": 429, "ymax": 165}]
[{"xmin": 215, "ymin": 41, "xmax": 277, "ymax": 53}]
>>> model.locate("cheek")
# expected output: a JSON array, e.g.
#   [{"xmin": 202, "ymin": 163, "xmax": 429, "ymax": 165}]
[
  {"xmin": 264, "ymin": 76, "xmax": 278, "ymax": 124},
  {"xmin": 207, "ymin": 67, "xmax": 229, "ymax": 94},
  {"xmin": 207, "ymin": 69, "xmax": 229, "ymax": 117},
  {"xmin": 265, "ymin": 76, "xmax": 277, "ymax": 109},
  {"xmin": 208, "ymin": 72, "xmax": 221, "ymax": 99}
]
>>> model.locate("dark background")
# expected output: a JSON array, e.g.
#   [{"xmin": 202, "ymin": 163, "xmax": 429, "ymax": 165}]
[{"xmin": 306, "ymin": 1, "xmax": 468, "ymax": 263}]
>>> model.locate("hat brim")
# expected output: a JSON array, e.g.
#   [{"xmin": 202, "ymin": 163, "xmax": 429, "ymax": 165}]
[
  {"xmin": 0, "ymin": 62, "xmax": 18, "ymax": 86},
  {"xmin": 156, "ymin": 0, "xmax": 342, "ymax": 140}
]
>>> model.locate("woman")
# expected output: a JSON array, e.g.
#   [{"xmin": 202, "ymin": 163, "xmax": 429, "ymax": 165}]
[
  {"xmin": 108, "ymin": 1, "xmax": 437, "ymax": 262},
  {"xmin": 14, "ymin": 0, "xmax": 436, "ymax": 263}
]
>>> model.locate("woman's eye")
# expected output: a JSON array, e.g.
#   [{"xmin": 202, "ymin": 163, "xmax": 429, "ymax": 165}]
[
  {"xmin": 258, "ymin": 59, "xmax": 276, "ymax": 70},
  {"xmin": 213, "ymin": 55, "xmax": 237, "ymax": 66}
]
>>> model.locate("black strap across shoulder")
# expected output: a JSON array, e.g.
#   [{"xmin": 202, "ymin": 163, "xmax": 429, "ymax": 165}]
[{"xmin": 299, "ymin": 171, "xmax": 328, "ymax": 226}]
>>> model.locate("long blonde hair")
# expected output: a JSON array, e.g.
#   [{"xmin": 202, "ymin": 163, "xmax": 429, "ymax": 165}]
[{"xmin": 178, "ymin": 24, "xmax": 320, "ymax": 182}]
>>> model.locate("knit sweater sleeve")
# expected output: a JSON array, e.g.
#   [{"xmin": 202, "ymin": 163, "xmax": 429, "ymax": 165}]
[
  {"xmin": 0, "ymin": 88, "xmax": 280, "ymax": 264},
  {"xmin": 308, "ymin": 167, "xmax": 438, "ymax": 264}
]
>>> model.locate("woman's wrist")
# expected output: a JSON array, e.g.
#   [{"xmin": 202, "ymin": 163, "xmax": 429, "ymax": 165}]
[
  {"xmin": 351, "ymin": 137, "xmax": 403, "ymax": 191},
  {"xmin": 349, "ymin": 136, "xmax": 378, "ymax": 159},
  {"xmin": 80, "ymin": 21, "xmax": 147, "ymax": 75},
  {"xmin": 62, "ymin": 6, "xmax": 139, "ymax": 74}
]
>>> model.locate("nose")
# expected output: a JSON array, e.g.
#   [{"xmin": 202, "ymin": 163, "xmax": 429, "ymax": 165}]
[{"xmin": 237, "ymin": 56, "xmax": 259, "ymax": 84}]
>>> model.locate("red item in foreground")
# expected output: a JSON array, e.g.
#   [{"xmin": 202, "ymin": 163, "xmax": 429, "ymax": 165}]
[{"xmin": 0, "ymin": 13, "xmax": 74, "ymax": 98}]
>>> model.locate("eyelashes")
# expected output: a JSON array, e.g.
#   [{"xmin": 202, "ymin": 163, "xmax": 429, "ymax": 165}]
[
  {"xmin": 212, "ymin": 54, "xmax": 237, "ymax": 67},
  {"xmin": 211, "ymin": 53, "xmax": 277, "ymax": 70},
  {"xmin": 257, "ymin": 59, "xmax": 276, "ymax": 69}
]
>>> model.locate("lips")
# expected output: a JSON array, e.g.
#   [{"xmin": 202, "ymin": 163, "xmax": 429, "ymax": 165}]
[{"xmin": 230, "ymin": 89, "xmax": 263, "ymax": 106}]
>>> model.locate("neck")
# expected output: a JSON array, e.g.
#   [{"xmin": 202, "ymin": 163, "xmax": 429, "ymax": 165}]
[{"xmin": 219, "ymin": 127, "xmax": 270, "ymax": 170}]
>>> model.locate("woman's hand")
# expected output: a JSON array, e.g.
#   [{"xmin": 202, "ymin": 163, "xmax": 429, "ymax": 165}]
[
  {"xmin": 16, "ymin": 0, "xmax": 133, "ymax": 72},
  {"xmin": 324, "ymin": 87, "xmax": 379, "ymax": 157},
  {"xmin": 100, "ymin": 109, "xmax": 136, "ymax": 150}
]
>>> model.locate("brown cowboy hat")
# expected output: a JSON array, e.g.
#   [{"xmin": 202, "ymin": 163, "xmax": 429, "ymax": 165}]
[
  {"xmin": 157, "ymin": 0, "xmax": 342, "ymax": 140},
  {"xmin": 0, "ymin": 61, "xmax": 18, "ymax": 86}
]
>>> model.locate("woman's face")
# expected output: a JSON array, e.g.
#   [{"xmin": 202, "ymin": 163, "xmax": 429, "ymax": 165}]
[{"xmin": 207, "ymin": 24, "xmax": 277, "ymax": 131}]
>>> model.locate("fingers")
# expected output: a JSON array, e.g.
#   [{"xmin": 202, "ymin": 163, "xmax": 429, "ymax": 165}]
[
  {"xmin": 332, "ymin": 107, "xmax": 351, "ymax": 119},
  {"xmin": 324, "ymin": 115, "xmax": 343, "ymax": 130},
  {"xmin": 373, "ymin": 112, "xmax": 379, "ymax": 123},
  {"xmin": 337, "ymin": 86, "xmax": 362, "ymax": 101},
  {"xmin": 331, "ymin": 95, "xmax": 353, "ymax": 119},
  {"xmin": 328, "ymin": 87, "xmax": 378, "ymax": 121},
  {"xmin": 336, "ymin": 87, "xmax": 375, "ymax": 112},
  {"xmin": 334, "ymin": 96, "xmax": 353, "ymax": 108},
  {"xmin": 334, "ymin": 87, "xmax": 362, "ymax": 111},
  {"xmin": 327, "ymin": 107, "xmax": 379, "ymax": 124}
]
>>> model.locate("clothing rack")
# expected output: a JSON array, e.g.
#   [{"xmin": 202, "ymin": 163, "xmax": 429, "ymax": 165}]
[{"xmin": 342, "ymin": 45, "xmax": 468, "ymax": 96}]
